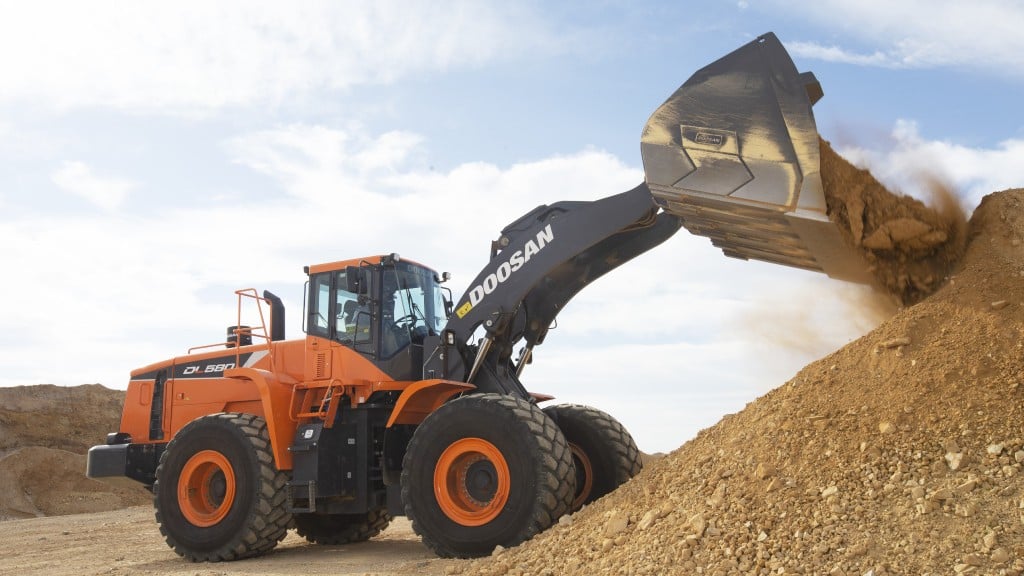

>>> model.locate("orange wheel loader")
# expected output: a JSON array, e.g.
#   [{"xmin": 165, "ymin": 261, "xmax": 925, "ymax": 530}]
[{"xmin": 87, "ymin": 33, "xmax": 867, "ymax": 561}]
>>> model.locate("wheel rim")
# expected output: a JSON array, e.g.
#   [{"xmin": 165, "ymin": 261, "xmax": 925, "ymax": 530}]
[
  {"xmin": 569, "ymin": 442, "xmax": 594, "ymax": 511},
  {"xmin": 434, "ymin": 438, "xmax": 510, "ymax": 526},
  {"xmin": 178, "ymin": 449, "xmax": 236, "ymax": 527}
]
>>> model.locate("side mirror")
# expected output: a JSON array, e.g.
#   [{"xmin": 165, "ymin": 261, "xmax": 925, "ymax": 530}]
[
  {"xmin": 441, "ymin": 286, "xmax": 454, "ymax": 318},
  {"xmin": 345, "ymin": 266, "xmax": 368, "ymax": 295}
]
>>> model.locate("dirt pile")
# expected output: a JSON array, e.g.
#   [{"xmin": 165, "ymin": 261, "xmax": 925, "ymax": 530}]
[
  {"xmin": 459, "ymin": 189, "xmax": 1024, "ymax": 575},
  {"xmin": 0, "ymin": 384, "xmax": 150, "ymax": 520},
  {"xmin": 821, "ymin": 138, "xmax": 968, "ymax": 305}
]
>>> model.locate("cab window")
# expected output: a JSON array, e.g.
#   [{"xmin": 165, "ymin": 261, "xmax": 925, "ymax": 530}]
[
  {"xmin": 335, "ymin": 270, "xmax": 370, "ymax": 346},
  {"xmin": 307, "ymin": 273, "xmax": 331, "ymax": 338}
]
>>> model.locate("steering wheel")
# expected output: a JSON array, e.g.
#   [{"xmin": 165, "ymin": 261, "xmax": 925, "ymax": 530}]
[{"xmin": 393, "ymin": 314, "xmax": 418, "ymax": 330}]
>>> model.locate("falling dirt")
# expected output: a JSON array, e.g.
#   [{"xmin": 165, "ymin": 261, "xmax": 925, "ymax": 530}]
[
  {"xmin": 458, "ymin": 188, "xmax": 1024, "ymax": 576},
  {"xmin": 820, "ymin": 138, "xmax": 968, "ymax": 305}
]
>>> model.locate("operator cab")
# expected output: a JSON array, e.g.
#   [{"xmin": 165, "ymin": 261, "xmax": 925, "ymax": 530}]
[{"xmin": 305, "ymin": 254, "xmax": 451, "ymax": 381}]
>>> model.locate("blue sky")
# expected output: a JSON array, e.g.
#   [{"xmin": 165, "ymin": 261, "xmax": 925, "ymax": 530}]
[{"xmin": 1, "ymin": 1, "xmax": 1022, "ymax": 452}]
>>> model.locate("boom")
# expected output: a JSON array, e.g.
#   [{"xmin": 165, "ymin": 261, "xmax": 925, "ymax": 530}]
[{"xmin": 424, "ymin": 184, "xmax": 683, "ymax": 395}]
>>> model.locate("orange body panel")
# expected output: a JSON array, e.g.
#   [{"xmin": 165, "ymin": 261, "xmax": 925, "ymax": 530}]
[
  {"xmin": 120, "ymin": 330, "xmax": 469, "ymax": 471},
  {"xmin": 386, "ymin": 379, "xmax": 475, "ymax": 427},
  {"xmin": 119, "ymin": 380, "xmax": 157, "ymax": 443},
  {"xmin": 305, "ymin": 255, "xmax": 431, "ymax": 275},
  {"xmin": 167, "ymin": 378, "xmax": 263, "ymax": 433}
]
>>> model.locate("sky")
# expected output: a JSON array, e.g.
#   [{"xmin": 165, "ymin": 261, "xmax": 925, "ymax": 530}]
[{"xmin": 1, "ymin": 1, "xmax": 1022, "ymax": 453}]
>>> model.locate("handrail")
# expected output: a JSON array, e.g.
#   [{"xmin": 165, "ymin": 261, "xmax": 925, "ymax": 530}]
[{"xmin": 186, "ymin": 288, "xmax": 277, "ymax": 375}]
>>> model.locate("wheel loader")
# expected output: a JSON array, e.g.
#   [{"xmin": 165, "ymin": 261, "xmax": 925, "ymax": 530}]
[{"xmin": 87, "ymin": 33, "xmax": 869, "ymax": 561}]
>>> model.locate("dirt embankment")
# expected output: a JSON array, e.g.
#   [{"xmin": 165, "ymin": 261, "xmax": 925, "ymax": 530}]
[
  {"xmin": 459, "ymin": 188, "xmax": 1024, "ymax": 576},
  {"xmin": 0, "ymin": 384, "xmax": 151, "ymax": 520}
]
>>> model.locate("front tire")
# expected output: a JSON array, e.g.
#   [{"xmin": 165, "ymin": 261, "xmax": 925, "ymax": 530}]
[
  {"xmin": 153, "ymin": 413, "xmax": 291, "ymax": 562},
  {"xmin": 543, "ymin": 404, "xmax": 642, "ymax": 511},
  {"xmin": 294, "ymin": 508, "xmax": 391, "ymax": 545},
  {"xmin": 401, "ymin": 394, "xmax": 575, "ymax": 558}
]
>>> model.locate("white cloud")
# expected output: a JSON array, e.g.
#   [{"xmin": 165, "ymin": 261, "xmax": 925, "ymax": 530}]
[
  {"xmin": 836, "ymin": 120, "xmax": 1024, "ymax": 211},
  {"xmin": 51, "ymin": 161, "xmax": 136, "ymax": 211},
  {"xmin": 787, "ymin": 42, "xmax": 895, "ymax": 68},
  {"xmin": 0, "ymin": 1, "xmax": 556, "ymax": 114},
  {"xmin": 777, "ymin": 0, "xmax": 1024, "ymax": 76}
]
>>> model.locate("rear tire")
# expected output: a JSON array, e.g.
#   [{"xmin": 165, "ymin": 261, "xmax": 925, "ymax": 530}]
[
  {"xmin": 543, "ymin": 404, "xmax": 642, "ymax": 511},
  {"xmin": 153, "ymin": 413, "xmax": 291, "ymax": 561},
  {"xmin": 401, "ymin": 394, "xmax": 575, "ymax": 558},
  {"xmin": 294, "ymin": 508, "xmax": 391, "ymax": 545}
]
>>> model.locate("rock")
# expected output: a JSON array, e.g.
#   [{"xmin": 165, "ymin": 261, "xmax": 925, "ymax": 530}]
[
  {"xmin": 991, "ymin": 548, "xmax": 1010, "ymax": 564},
  {"xmin": 603, "ymin": 510, "xmax": 629, "ymax": 538},
  {"xmin": 707, "ymin": 484, "xmax": 726, "ymax": 507},
  {"xmin": 955, "ymin": 479, "xmax": 978, "ymax": 494},
  {"xmin": 879, "ymin": 337, "xmax": 911, "ymax": 349},
  {"xmin": 878, "ymin": 422, "xmax": 895, "ymax": 434},
  {"xmin": 862, "ymin": 228, "xmax": 894, "ymax": 250},
  {"xmin": 956, "ymin": 502, "xmax": 978, "ymax": 517},
  {"xmin": 887, "ymin": 218, "xmax": 935, "ymax": 242},
  {"xmin": 987, "ymin": 444, "xmax": 1004, "ymax": 456},
  {"xmin": 658, "ymin": 503, "xmax": 674, "ymax": 519},
  {"xmin": 991, "ymin": 300, "xmax": 1010, "ymax": 310},
  {"xmin": 638, "ymin": 509, "xmax": 658, "ymax": 531},
  {"xmin": 689, "ymin": 513, "xmax": 707, "ymax": 537},
  {"xmin": 821, "ymin": 486, "xmax": 839, "ymax": 498},
  {"xmin": 945, "ymin": 452, "xmax": 964, "ymax": 471},
  {"xmin": 755, "ymin": 462, "xmax": 775, "ymax": 480},
  {"xmin": 963, "ymin": 553, "xmax": 984, "ymax": 566}
]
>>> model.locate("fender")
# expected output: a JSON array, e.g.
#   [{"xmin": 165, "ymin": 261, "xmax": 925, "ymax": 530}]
[
  {"xmin": 224, "ymin": 367, "xmax": 298, "ymax": 470},
  {"xmin": 386, "ymin": 379, "xmax": 476, "ymax": 427}
]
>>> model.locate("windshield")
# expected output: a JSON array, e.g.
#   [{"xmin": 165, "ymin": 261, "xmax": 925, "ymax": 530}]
[
  {"xmin": 384, "ymin": 262, "xmax": 446, "ymax": 336},
  {"xmin": 377, "ymin": 262, "xmax": 447, "ymax": 357}
]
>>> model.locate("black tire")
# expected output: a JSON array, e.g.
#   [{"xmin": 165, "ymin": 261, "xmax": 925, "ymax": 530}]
[
  {"xmin": 543, "ymin": 404, "xmax": 642, "ymax": 511},
  {"xmin": 401, "ymin": 393, "xmax": 575, "ymax": 558},
  {"xmin": 294, "ymin": 508, "xmax": 391, "ymax": 545},
  {"xmin": 153, "ymin": 413, "xmax": 291, "ymax": 561}
]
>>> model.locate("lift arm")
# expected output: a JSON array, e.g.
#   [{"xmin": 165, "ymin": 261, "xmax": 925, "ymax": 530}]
[{"xmin": 423, "ymin": 185, "xmax": 682, "ymax": 397}]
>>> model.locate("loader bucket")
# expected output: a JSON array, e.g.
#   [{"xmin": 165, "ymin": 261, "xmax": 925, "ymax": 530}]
[{"xmin": 641, "ymin": 33, "xmax": 870, "ymax": 283}]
